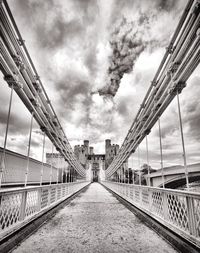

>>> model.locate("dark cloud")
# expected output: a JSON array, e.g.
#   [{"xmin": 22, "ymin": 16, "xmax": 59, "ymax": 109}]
[
  {"xmin": 8, "ymin": 114, "xmax": 30, "ymax": 135},
  {"xmin": 54, "ymin": 72, "xmax": 92, "ymax": 126},
  {"xmin": 156, "ymin": 0, "xmax": 177, "ymax": 11},
  {"xmin": 188, "ymin": 117, "xmax": 200, "ymax": 141},
  {"xmin": 11, "ymin": 0, "xmax": 54, "ymax": 25},
  {"xmin": 97, "ymin": 17, "xmax": 148, "ymax": 97},
  {"xmin": 73, "ymin": 0, "xmax": 99, "ymax": 23},
  {"xmin": 0, "ymin": 77, "xmax": 30, "ymax": 140},
  {"xmin": 117, "ymin": 100, "xmax": 129, "ymax": 116},
  {"xmin": 156, "ymin": 123, "xmax": 178, "ymax": 140},
  {"xmin": 36, "ymin": 18, "xmax": 84, "ymax": 49},
  {"xmin": 0, "ymin": 104, "xmax": 30, "ymax": 136},
  {"xmin": 0, "ymin": 109, "xmax": 9, "ymax": 126},
  {"xmin": 84, "ymin": 47, "xmax": 98, "ymax": 75},
  {"xmin": 12, "ymin": 0, "xmax": 98, "ymax": 51},
  {"xmin": 58, "ymin": 73, "xmax": 90, "ymax": 107},
  {"xmin": 30, "ymin": 138, "xmax": 41, "ymax": 148},
  {"xmin": 110, "ymin": 0, "xmax": 183, "ymax": 21}
]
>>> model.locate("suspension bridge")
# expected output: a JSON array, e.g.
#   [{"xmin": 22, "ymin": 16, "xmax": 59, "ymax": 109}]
[{"xmin": 0, "ymin": 0, "xmax": 200, "ymax": 252}]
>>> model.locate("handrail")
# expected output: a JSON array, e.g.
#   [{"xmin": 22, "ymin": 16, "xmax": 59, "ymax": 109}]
[
  {"xmin": 0, "ymin": 181, "xmax": 90, "ymax": 240},
  {"xmin": 102, "ymin": 181, "xmax": 200, "ymax": 248}
]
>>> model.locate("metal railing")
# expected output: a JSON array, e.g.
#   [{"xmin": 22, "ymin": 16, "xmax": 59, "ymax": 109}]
[
  {"xmin": 0, "ymin": 181, "xmax": 89, "ymax": 240},
  {"xmin": 102, "ymin": 181, "xmax": 200, "ymax": 248}
]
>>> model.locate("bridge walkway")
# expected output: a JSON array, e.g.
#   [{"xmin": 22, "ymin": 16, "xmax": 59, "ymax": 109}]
[{"xmin": 12, "ymin": 183, "xmax": 177, "ymax": 253}]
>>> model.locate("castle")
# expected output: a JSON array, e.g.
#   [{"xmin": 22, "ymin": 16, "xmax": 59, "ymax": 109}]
[
  {"xmin": 74, "ymin": 139, "xmax": 119, "ymax": 181},
  {"xmin": 46, "ymin": 139, "xmax": 121, "ymax": 182}
]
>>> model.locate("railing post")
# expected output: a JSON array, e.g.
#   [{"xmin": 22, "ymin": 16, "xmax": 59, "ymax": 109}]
[
  {"xmin": 186, "ymin": 196, "xmax": 197, "ymax": 236},
  {"xmin": 19, "ymin": 190, "xmax": 28, "ymax": 221}
]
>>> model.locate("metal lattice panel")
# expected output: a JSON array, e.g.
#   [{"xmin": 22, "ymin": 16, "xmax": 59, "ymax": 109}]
[
  {"xmin": 194, "ymin": 198, "xmax": 200, "ymax": 237},
  {"xmin": 142, "ymin": 189, "xmax": 149, "ymax": 207},
  {"xmin": 151, "ymin": 191, "xmax": 163, "ymax": 218},
  {"xmin": 57, "ymin": 187, "xmax": 61, "ymax": 200},
  {"xmin": 62, "ymin": 185, "xmax": 66, "ymax": 197},
  {"xmin": 66, "ymin": 185, "xmax": 69, "ymax": 195},
  {"xmin": 122, "ymin": 185, "xmax": 126, "ymax": 196},
  {"xmin": 130, "ymin": 187, "xmax": 133, "ymax": 200},
  {"xmin": 41, "ymin": 189, "xmax": 49, "ymax": 209},
  {"xmin": 0, "ymin": 193, "xmax": 22, "ymax": 230},
  {"xmin": 119, "ymin": 184, "xmax": 122, "ymax": 194},
  {"xmin": 134, "ymin": 189, "xmax": 140, "ymax": 203},
  {"xmin": 125, "ymin": 186, "xmax": 129, "ymax": 197},
  {"xmin": 25, "ymin": 191, "xmax": 38, "ymax": 218},
  {"xmin": 167, "ymin": 194, "xmax": 188, "ymax": 231},
  {"xmin": 50, "ymin": 188, "xmax": 56, "ymax": 204}
]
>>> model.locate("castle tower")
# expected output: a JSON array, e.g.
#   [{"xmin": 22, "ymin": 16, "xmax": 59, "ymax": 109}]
[
  {"xmin": 84, "ymin": 140, "xmax": 89, "ymax": 155},
  {"xmin": 89, "ymin": 146, "xmax": 94, "ymax": 155},
  {"xmin": 105, "ymin": 139, "xmax": 111, "ymax": 155}
]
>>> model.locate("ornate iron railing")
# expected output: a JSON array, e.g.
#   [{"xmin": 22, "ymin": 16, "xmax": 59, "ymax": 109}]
[
  {"xmin": 102, "ymin": 181, "xmax": 200, "ymax": 248},
  {"xmin": 0, "ymin": 181, "xmax": 89, "ymax": 240}
]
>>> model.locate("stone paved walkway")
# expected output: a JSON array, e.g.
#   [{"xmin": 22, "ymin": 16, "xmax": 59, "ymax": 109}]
[{"xmin": 12, "ymin": 183, "xmax": 177, "ymax": 253}]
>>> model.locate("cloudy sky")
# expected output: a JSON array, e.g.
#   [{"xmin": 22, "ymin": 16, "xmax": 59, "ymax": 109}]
[{"xmin": 0, "ymin": 0, "xmax": 199, "ymax": 170}]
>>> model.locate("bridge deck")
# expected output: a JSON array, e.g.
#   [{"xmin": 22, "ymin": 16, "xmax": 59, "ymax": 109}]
[{"xmin": 12, "ymin": 183, "xmax": 177, "ymax": 253}]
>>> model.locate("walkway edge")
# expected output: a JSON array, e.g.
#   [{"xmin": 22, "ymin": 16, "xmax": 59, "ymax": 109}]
[
  {"xmin": 0, "ymin": 183, "xmax": 90, "ymax": 253},
  {"xmin": 101, "ymin": 183, "xmax": 200, "ymax": 253}
]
